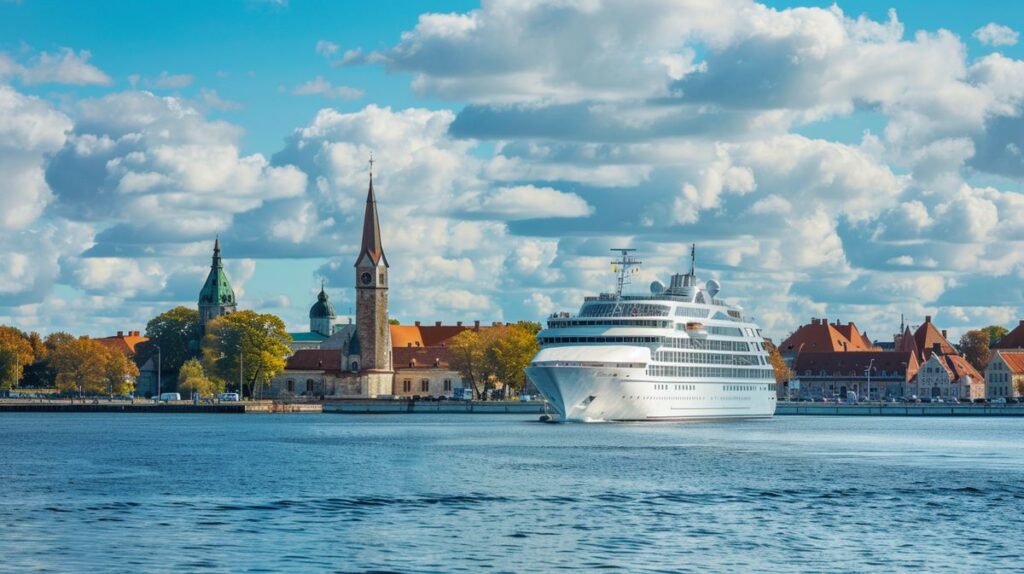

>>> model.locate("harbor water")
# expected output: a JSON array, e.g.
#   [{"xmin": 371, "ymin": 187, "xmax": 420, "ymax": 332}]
[{"xmin": 1, "ymin": 413, "xmax": 1022, "ymax": 573}]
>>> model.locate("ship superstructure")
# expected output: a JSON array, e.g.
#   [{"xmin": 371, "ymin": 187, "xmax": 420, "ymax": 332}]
[{"xmin": 526, "ymin": 247, "xmax": 777, "ymax": 422}]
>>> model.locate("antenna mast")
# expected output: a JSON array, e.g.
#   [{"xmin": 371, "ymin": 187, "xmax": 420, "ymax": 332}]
[{"xmin": 610, "ymin": 248, "xmax": 642, "ymax": 299}]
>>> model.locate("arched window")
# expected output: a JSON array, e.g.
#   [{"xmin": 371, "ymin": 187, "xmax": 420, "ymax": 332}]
[{"xmin": 350, "ymin": 361, "xmax": 359, "ymax": 372}]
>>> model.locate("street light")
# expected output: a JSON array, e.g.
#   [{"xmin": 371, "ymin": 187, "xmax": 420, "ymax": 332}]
[
  {"xmin": 238, "ymin": 342, "xmax": 244, "ymax": 400},
  {"xmin": 864, "ymin": 358, "xmax": 875, "ymax": 402}
]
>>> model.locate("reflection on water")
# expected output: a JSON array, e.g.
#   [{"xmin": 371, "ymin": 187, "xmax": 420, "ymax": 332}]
[{"xmin": 1, "ymin": 414, "xmax": 1021, "ymax": 572}]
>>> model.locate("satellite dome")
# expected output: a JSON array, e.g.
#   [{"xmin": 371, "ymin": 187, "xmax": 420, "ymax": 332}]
[
  {"xmin": 650, "ymin": 280, "xmax": 666, "ymax": 294},
  {"xmin": 705, "ymin": 279, "xmax": 721, "ymax": 298}
]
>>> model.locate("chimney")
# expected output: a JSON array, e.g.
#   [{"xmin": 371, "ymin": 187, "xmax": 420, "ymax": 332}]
[
  {"xmin": 457, "ymin": 321, "xmax": 463, "ymax": 327},
  {"xmin": 932, "ymin": 343, "xmax": 942, "ymax": 355},
  {"xmin": 941, "ymin": 329, "xmax": 948, "ymax": 339},
  {"xmin": 117, "ymin": 331, "xmax": 124, "ymax": 337},
  {"xmin": 925, "ymin": 315, "xmax": 932, "ymax": 323},
  {"xmin": 415, "ymin": 321, "xmax": 421, "ymax": 327},
  {"xmin": 435, "ymin": 321, "xmax": 442, "ymax": 327}
]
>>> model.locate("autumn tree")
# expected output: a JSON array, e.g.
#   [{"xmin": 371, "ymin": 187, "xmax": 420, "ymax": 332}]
[
  {"xmin": 959, "ymin": 330, "xmax": 991, "ymax": 373},
  {"xmin": 489, "ymin": 322, "xmax": 540, "ymax": 394},
  {"xmin": 201, "ymin": 311, "xmax": 291, "ymax": 399},
  {"xmin": 980, "ymin": 325, "xmax": 1009, "ymax": 346},
  {"xmin": 49, "ymin": 337, "xmax": 138, "ymax": 397},
  {"xmin": 448, "ymin": 328, "xmax": 498, "ymax": 399},
  {"xmin": 137, "ymin": 306, "xmax": 201, "ymax": 375},
  {"xmin": 177, "ymin": 358, "xmax": 222, "ymax": 397},
  {"xmin": 0, "ymin": 326, "xmax": 35, "ymax": 390},
  {"xmin": 763, "ymin": 339, "xmax": 791, "ymax": 385}
]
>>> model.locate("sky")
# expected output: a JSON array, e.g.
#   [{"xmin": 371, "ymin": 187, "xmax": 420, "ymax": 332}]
[{"xmin": 3, "ymin": 0, "xmax": 1024, "ymax": 344}]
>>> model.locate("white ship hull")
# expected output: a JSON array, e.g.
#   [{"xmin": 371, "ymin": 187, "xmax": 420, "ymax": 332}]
[{"xmin": 527, "ymin": 364, "xmax": 776, "ymax": 422}]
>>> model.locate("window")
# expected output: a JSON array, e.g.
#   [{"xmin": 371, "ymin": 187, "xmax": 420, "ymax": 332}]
[
  {"xmin": 306, "ymin": 379, "xmax": 314, "ymax": 393},
  {"xmin": 421, "ymin": 380, "xmax": 430, "ymax": 392},
  {"xmin": 402, "ymin": 380, "xmax": 411, "ymax": 393},
  {"xmin": 286, "ymin": 379, "xmax": 295, "ymax": 393},
  {"xmin": 444, "ymin": 379, "xmax": 452, "ymax": 391}
]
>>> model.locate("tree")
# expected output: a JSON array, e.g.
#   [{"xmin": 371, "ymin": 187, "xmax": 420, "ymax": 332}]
[
  {"xmin": 101, "ymin": 345, "xmax": 140, "ymax": 396},
  {"xmin": 448, "ymin": 329, "xmax": 494, "ymax": 399},
  {"xmin": 138, "ymin": 306, "xmax": 201, "ymax": 374},
  {"xmin": 201, "ymin": 311, "xmax": 292, "ymax": 399},
  {"xmin": 0, "ymin": 326, "xmax": 35, "ymax": 390},
  {"xmin": 959, "ymin": 330, "xmax": 991, "ymax": 373},
  {"xmin": 177, "ymin": 358, "xmax": 222, "ymax": 397},
  {"xmin": 980, "ymin": 325, "xmax": 1009, "ymax": 346},
  {"xmin": 389, "ymin": 318, "xmax": 400, "ymax": 325},
  {"xmin": 763, "ymin": 339, "xmax": 791, "ymax": 385},
  {"xmin": 50, "ymin": 338, "xmax": 108, "ymax": 396},
  {"xmin": 489, "ymin": 323, "xmax": 540, "ymax": 394}
]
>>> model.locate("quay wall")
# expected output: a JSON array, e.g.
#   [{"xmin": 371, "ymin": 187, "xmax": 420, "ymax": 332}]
[
  {"xmin": 776, "ymin": 403, "xmax": 1024, "ymax": 416},
  {"xmin": 0, "ymin": 400, "xmax": 322, "ymax": 414},
  {"xmin": 323, "ymin": 400, "xmax": 546, "ymax": 415}
]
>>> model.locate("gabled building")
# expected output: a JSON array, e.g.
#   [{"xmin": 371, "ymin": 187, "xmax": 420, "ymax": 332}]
[
  {"xmin": 779, "ymin": 318, "xmax": 879, "ymax": 360},
  {"xmin": 915, "ymin": 352, "xmax": 985, "ymax": 400},
  {"xmin": 984, "ymin": 351, "xmax": 1024, "ymax": 399},
  {"xmin": 95, "ymin": 330, "xmax": 149, "ymax": 359},
  {"xmin": 911, "ymin": 315, "xmax": 957, "ymax": 361},
  {"xmin": 791, "ymin": 351, "xmax": 920, "ymax": 400}
]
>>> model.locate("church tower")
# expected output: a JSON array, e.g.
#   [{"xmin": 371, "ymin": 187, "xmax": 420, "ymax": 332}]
[
  {"xmin": 309, "ymin": 282, "xmax": 336, "ymax": 337},
  {"xmin": 198, "ymin": 237, "xmax": 237, "ymax": 334},
  {"xmin": 353, "ymin": 162, "xmax": 393, "ymax": 393}
]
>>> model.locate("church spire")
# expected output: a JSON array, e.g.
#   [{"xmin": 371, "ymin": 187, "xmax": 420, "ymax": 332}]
[
  {"xmin": 212, "ymin": 235, "xmax": 222, "ymax": 268},
  {"xmin": 355, "ymin": 155, "xmax": 388, "ymax": 268}
]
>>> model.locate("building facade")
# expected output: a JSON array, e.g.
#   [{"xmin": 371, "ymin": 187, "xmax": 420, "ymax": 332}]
[
  {"xmin": 985, "ymin": 351, "xmax": 1024, "ymax": 399},
  {"xmin": 915, "ymin": 352, "xmax": 984, "ymax": 400}
]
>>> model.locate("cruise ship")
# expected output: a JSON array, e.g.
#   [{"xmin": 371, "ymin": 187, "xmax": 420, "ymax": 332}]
[{"xmin": 526, "ymin": 247, "xmax": 777, "ymax": 422}]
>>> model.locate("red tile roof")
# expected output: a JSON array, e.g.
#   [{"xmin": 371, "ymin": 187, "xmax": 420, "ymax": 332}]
[
  {"xmin": 793, "ymin": 351, "xmax": 920, "ymax": 381},
  {"xmin": 943, "ymin": 354, "xmax": 982, "ymax": 381},
  {"xmin": 996, "ymin": 351, "xmax": 1024, "ymax": 373},
  {"xmin": 393, "ymin": 346, "xmax": 454, "ymax": 370},
  {"xmin": 95, "ymin": 331, "xmax": 149, "ymax": 357},
  {"xmin": 285, "ymin": 350, "xmax": 342, "ymax": 372},
  {"xmin": 780, "ymin": 318, "xmax": 879, "ymax": 354},
  {"xmin": 913, "ymin": 316, "xmax": 956, "ymax": 359},
  {"xmin": 389, "ymin": 324, "xmax": 493, "ymax": 349},
  {"xmin": 992, "ymin": 320, "xmax": 1024, "ymax": 349}
]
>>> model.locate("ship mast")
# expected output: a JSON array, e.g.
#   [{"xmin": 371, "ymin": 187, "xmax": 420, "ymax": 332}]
[{"xmin": 610, "ymin": 248, "xmax": 642, "ymax": 299}]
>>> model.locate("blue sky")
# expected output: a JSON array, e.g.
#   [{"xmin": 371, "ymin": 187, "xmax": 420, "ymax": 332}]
[{"xmin": 3, "ymin": 0, "xmax": 1024, "ymax": 343}]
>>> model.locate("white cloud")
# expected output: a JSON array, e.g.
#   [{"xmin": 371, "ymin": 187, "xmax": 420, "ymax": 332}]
[
  {"xmin": 292, "ymin": 76, "xmax": 363, "ymax": 100},
  {"xmin": 147, "ymin": 71, "xmax": 195, "ymax": 89},
  {"xmin": 462, "ymin": 185, "xmax": 593, "ymax": 219},
  {"xmin": 316, "ymin": 40, "xmax": 339, "ymax": 57},
  {"xmin": 10, "ymin": 48, "xmax": 112, "ymax": 86},
  {"xmin": 973, "ymin": 23, "xmax": 1019, "ymax": 47}
]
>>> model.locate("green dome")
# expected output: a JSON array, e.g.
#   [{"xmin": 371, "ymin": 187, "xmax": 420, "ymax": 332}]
[{"xmin": 309, "ymin": 287, "xmax": 336, "ymax": 319}]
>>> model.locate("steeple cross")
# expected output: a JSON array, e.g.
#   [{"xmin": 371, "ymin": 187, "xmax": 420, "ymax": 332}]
[{"xmin": 368, "ymin": 152, "xmax": 375, "ymax": 176}]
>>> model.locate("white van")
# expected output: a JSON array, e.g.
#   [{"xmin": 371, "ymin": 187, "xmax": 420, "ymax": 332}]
[
  {"xmin": 158, "ymin": 392, "xmax": 181, "ymax": 402},
  {"xmin": 217, "ymin": 392, "xmax": 240, "ymax": 402}
]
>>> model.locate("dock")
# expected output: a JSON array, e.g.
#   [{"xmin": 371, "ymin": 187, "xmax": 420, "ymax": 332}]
[
  {"xmin": 0, "ymin": 400, "xmax": 323, "ymax": 414},
  {"xmin": 323, "ymin": 400, "xmax": 547, "ymax": 414},
  {"xmin": 776, "ymin": 402, "xmax": 1024, "ymax": 416}
]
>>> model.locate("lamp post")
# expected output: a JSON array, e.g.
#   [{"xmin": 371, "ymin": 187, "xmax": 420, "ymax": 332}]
[
  {"xmin": 864, "ymin": 358, "xmax": 875, "ymax": 402},
  {"xmin": 154, "ymin": 344, "xmax": 162, "ymax": 400}
]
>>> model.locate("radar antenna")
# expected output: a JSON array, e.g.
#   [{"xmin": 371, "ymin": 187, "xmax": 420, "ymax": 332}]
[
  {"xmin": 610, "ymin": 248, "xmax": 642, "ymax": 299},
  {"xmin": 689, "ymin": 243, "xmax": 696, "ymax": 277}
]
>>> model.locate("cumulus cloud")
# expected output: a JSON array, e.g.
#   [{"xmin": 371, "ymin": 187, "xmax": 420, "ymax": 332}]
[
  {"xmin": 974, "ymin": 23, "xmax": 1019, "ymax": 47},
  {"xmin": 461, "ymin": 185, "xmax": 593, "ymax": 220}
]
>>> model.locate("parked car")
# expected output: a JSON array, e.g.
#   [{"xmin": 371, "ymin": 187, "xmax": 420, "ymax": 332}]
[
  {"xmin": 1007, "ymin": 397, "xmax": 1020, "ymax": 404},
  {"xmin": 973, "ymin": 398, "xmax": 989, "ymax": 404},
  {"xmin": 451, "ymin": 387, "xmax": 474, "ymax": 401},
  {"xmin": 217, "ymin": 392, "xmax": 240, "ymax": 402},
  {"xmin": 158, "ymin": 392, "xmax": 181, "ymax": 401},
  {"xmin": 947, "ymin": 397, "xmax": 960, "ymax": 404},
  {"xmin": 992, "ymin": 397, "xmax": 1007, "ymax": 404}
]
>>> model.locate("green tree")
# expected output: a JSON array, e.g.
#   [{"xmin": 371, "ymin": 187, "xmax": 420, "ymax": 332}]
[
  {"xmin": 201, "ymin": 311, "xmax": 291, "ymax": 399},
  {"xmin": 177, "ymin": 358, "xmax": 222, "ymax": 397},
  {"xmin": 959, "ymin": 330, "xmax": 992, "ymax": 373},
  {"xmin": 489, "ymin": 323, "xmax": 540, "ymax": 394},
  {"xmin": 0, "ymin": 326, "xmax": 35, "ymax": 390},
  {"xmin": 138, "ymin": 306, "xmax": 201, "ymax": 374},
  {"xmin": 981, "ymin": 324, "xmax": 1010, "ymax": 346}
]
